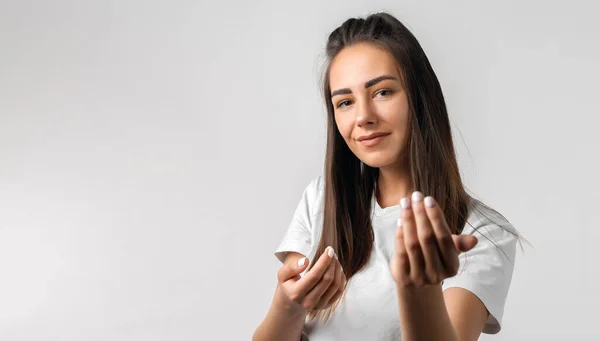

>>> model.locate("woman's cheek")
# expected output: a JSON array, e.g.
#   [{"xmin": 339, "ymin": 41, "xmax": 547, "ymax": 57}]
[{"xmin": 336, "ymin": 120, "xmax": 354, "ymax": 141}]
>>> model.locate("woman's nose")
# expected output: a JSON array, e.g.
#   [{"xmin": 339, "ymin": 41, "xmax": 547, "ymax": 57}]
[{"xmin": 355, "ymin": 100, "xmax": 377, "ymax": 127}]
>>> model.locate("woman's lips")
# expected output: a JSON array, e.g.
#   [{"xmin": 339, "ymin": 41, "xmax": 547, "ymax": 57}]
[{"xmin": 358, "ymin": 134, "xmax": 389, "ymax": 147}]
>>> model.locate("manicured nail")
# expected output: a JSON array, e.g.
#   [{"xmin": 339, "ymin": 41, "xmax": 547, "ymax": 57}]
[
  {"xmin": 297, "ymin": 257, "xmax": 307, "ymax": 268},
  {"xmin": 424, "ymin": 196, "xmax": 436, "ymax": 208},
  {"xmin": 327, "ymin": 246, "xmax": 335, "ymax": 258},
  {"xmin": 397, "ymin": 218, "xmax": 402, "ymax": 228},
  {"xmin": 400, "ymin": 198, "xmax": 411, "ymax": 209},
  {"xmin": 412, "ymin": 191, "xmax": 424, "ymax": 202}
]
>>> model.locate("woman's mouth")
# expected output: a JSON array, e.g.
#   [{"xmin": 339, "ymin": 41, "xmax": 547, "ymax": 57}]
[{"xmin": 357, "ymin": 133, "xmax": 390, "ymax": 147}]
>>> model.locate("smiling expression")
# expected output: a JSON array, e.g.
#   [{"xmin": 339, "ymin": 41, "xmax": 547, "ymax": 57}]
[{"xmin": 329, "ymin": 42, "xmax": 411, "ymax": 169}]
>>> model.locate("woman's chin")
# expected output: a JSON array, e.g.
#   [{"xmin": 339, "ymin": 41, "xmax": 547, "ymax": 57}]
[{"xmin": 358, "ymin": 154, "xmax": 397, "ymax": 169}]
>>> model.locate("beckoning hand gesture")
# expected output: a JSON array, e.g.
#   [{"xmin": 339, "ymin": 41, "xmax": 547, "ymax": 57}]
[{"xmin": 390, "ymin": 191, "xmax": 478, "ymax": 287}]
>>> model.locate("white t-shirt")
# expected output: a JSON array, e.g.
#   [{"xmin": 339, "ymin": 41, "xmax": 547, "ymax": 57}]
[{"xmin": 275, "ymin": 176, "xmax": 518, "ymax": 341}]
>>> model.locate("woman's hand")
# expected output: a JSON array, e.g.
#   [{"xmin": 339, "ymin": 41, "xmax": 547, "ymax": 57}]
[
  {"xmin": 390, "ymin": 191, "xmax": 478, "ymax": 287},
  {"xmin": 275, "ymin": 246, "xmax": 346, "ymax": 316}
]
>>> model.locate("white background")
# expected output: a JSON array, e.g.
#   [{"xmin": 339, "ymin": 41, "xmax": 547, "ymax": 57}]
[{"xmin": 1, "ymin": 0, "xmax": 599, "ymax": 340}]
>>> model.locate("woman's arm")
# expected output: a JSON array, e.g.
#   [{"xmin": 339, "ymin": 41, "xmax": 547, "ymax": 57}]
[
  {"xmin": 252, "ymin": 285, "xmax": 307, "ymax": 341},
  {"xmin": 253, "ymin": 252, "xmax": 307, "ymax": 341},
  {"xmin": 390, "ymin": 192, "xmax": 490, "ymax": 341},
  {"xmin": 396, "ymin": 284, "xmax": 488, "ymax": 341},
  {"xmin": 253, "ymin": 249, "xmax": 345, "ymax": 341}
]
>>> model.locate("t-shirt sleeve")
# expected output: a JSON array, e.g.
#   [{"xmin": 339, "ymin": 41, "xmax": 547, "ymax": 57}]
[
  {"xmin": 274, "ymin": 178, "xmax": 319, "ymax": 264},
  {"xmin": 441, "ymin": 208, "xmax": 518, "ymax": 334}
]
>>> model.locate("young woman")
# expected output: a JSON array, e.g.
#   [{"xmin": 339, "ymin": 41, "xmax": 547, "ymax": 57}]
[{"xmin": 253, "ymin": 12, "xmax": 519, "ymax": 341}]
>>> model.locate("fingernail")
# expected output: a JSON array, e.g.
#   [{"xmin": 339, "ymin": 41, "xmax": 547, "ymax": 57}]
[
  {"xmin": 424, "ymin": 196, "xmax": 436, "ymax": 208},
  {"xmin": 412, "ymin": 191, "xmax": 423, "ymax": 202},
  {"xmin": 400, "ymin": 198, "xmax": 411, "ymax": 210},
  {"xmin": 297, "ymin": 257, "xmax": 307, "ymax": 268},
  {"xmin": 327, "ymin": 246, "xmax": 335, "ymax": 258},
  {"xmin": 397, "ymin": 218, "xmax": 402, "ymax": 228}
]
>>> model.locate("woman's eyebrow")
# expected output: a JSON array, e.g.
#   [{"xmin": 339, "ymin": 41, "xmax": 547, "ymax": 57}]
[
  {"xmin": 365, "ymin": 75, "xmax": 397, "ymax": 88},
  {"xmin": 331, "ymin": 75, "xmax": 398, "ymax": 98}
]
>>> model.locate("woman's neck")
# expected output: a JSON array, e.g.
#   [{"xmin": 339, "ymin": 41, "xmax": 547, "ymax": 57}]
[{"xmin": 376, "ymin": 162, "xmax": 412, "ymax": 209}]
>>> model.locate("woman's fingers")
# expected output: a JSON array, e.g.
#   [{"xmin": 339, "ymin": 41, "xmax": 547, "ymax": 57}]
[
  {"xmin": 327, "ymin": 267, "xmax": 347, "ymax": 307},
  {"xmin": 303, "ymin": 255, "xmax": 337, "ymax": 310},
  {"xmin": 392, "ymin": 220, "xmax": 410, "ymax": 283},
  {"xmin": 277, "ymin": 255, "xmax": 309, "ymax": 284},
  {"xmin": 313, "ymin": 260, "xmax": 343, "ymax": 310},
  {"xmin": 411, "ymin": 192, "xmax": 445, "ymax": 283},
  {"xmin": 393, "ymin": 192, "xmax": 471, "ymax": 286},
  {"xmin": 452, "ymin": 234, "xmax": 478, "ymax": 253},
  {"xmin": 423, "ymin": 196, "xmax": 459, "ymax": 277},
  {"xmin": 294, "ymin": 246, "xmax": 335, "ymax": 298},
  {"xmin": 400, "ymin": 196, "xmax": 425, "ymax": 285}
]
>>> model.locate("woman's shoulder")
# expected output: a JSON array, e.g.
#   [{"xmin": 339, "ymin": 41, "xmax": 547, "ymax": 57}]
[
  {"xmin": 301, "ymin": 174, "xmax": 325, "ymax": 201},
  {"xmin": 306, "ymin": 174, "xmax": 325, "ymax": 193},
  {"xmin": 463, "ymin": 194, "xmax": 520, "ymax": 249},
  {"xmin": 465, "ymin": 195, "xmax": 514, "ymax": 228},
  {"xmin": 296, "ymin": 175, "xmax": 326, "ymax": 220}
]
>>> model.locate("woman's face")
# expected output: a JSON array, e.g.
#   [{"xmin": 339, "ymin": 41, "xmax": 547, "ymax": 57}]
[{"xmin": 329, "ymin": 42, "xmax": 410, "ymax": 169}]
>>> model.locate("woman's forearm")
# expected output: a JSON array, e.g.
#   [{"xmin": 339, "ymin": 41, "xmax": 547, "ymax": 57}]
[
  {"xmin": 396, "ymin": 284, "xmax": 458, "ymax": 341},
  {"xmin": 253, "ymin": 288, "xmax": 307, "ymax": 341}
]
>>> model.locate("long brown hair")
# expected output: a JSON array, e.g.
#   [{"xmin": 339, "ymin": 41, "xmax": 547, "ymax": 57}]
[{"xmin": 307, "ymin": 12, "xmax": 470, "ymax": 322}]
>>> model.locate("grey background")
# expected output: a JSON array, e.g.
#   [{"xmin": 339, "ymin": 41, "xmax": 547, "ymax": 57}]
[{"xmin": 1, "ymin": 0, "xmax": 599, "ymax": 340}]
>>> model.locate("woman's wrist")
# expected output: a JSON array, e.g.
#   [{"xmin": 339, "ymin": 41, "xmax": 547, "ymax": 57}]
[
  {"xmin": 396, "ymin": 282, "xmax": 443, "ymax": 299},
  {"xmin": 272, "ymin": 285, "xmax": 308, "ymax": 319}
]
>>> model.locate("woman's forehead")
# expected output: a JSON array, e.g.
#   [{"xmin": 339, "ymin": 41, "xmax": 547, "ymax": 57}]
[{"xmin": 329, "ymin": 43, "xmax": 401, "ymax": 89}]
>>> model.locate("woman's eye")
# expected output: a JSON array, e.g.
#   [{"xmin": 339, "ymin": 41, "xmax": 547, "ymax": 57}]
[
  {"xmin": 337, "ymin": 100, "xmax": 352, "ymax": 108},
  {"xmin": 376, "ymin": 89, "xmax": 392, "ymax": 97}
]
